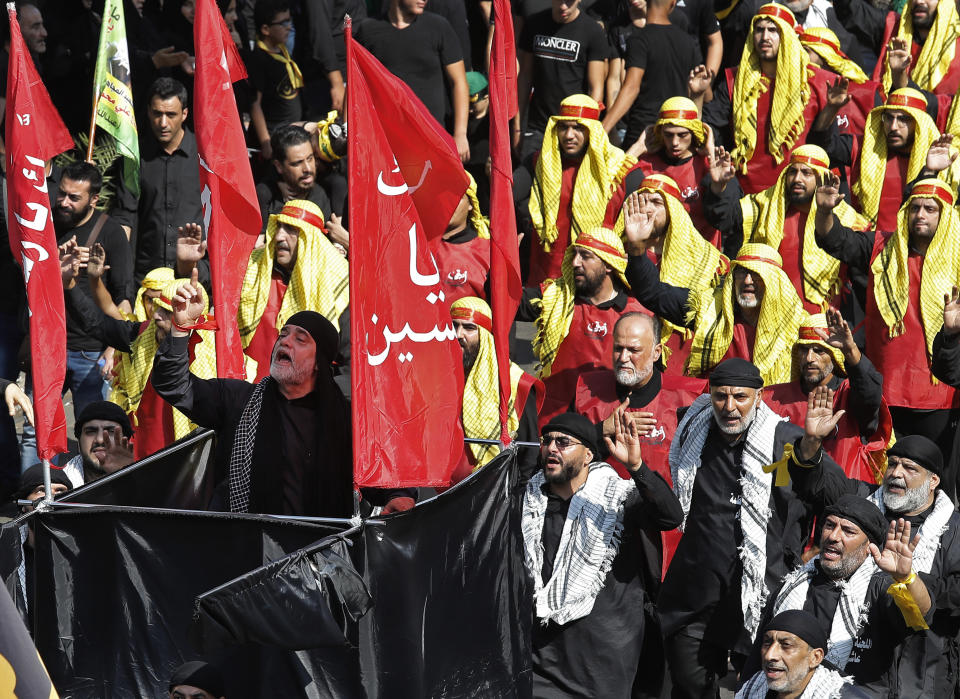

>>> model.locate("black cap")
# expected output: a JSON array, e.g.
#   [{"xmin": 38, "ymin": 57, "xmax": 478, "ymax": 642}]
[
  {"xmin": 887, "ymin": 435, "xmax": 944, "ymax": 478},
  {"xmin": 823, "ymin": 494, "xmax": 888, "ymax": 546},
  {"xmin": 16, "ymin": 464, "xmax": 73, "ymax": 500},
  {"xmin": 284, "ymin": 310, "xmax": 339, "ymax": 364},
  {"xmin": 74, "ymin": 401, "xmax": 133, "ymax": 440},
  {"xmin": 542, "ymin": 412, "xmax": 599, "ymax": 457},
  {"xmin": 169, "ymin": 661, "xmax": 225, "ymax": 697},
  {"xmin": 764, "ymin": 609, "xmax": 828, "ymax": 651},
  {"xmin": 708, "ymin": 357, "xmax": 764, "ymax": 389}
]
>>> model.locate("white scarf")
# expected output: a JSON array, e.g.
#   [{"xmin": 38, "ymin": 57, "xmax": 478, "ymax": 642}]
[
  {"xmin": 669, "ymin": 393, "xmax": 785, "ymax": 641},
  {"xmin": 868, "ymin": 487, "xmax": 955, "ymax": 574},
  {"xmin": 773, "ymin": 556, "xmax": 877, "ymax": 670},
  {"xmin": 737, "ymin": 664, "xmax": 853, "ymax": 699},
  {"xmin": 522, "ymin": 463, "xmax": 636, "ymax": 626}
]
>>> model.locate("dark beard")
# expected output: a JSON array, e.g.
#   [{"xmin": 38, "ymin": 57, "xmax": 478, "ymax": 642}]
[
  {"xmin": 786, "ymin": 189, "xmax": 813, "ymax": 206},
  {"xmin": 574, "ymin": 269, "xmax": 605, "ymax": 297},
  {"xmin": 462, "ymin": 347, "xmax": 478, "ymax": 377},
  {"xmin": 54, "ymin": 205, "xmax": 90, "ymax": 233}
]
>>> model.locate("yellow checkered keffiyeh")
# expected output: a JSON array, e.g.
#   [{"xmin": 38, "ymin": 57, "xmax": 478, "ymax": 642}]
[
  {"xmin": 530, "ymin": 94, "xmax": 636, "ymax": 249},
  {"xmin": 800, "ymin": 28, "xmax": 869, "ymax": 83},
  {"xmin": 133, "ymin": 267, "xmax": 175, "ymax": 322},
  {"xmin": 745, "ymin": 144, "xmax": 871, "ymax": 308},
  {"xmin": 791, "ymin": 312, "xmax": 847, "ymax": 382},
  {"xmin": 255, "ymin": 40, "xmax": 304, "ymax": 93},
  {"xmin": 466, "ymin": 172, "xmax": 490, "ymax": 239},
  {"xmin": 238, "ymin": 200, "xmax": 349, "ymax": 361},
  {"xmin": 732, "ymin": 4, "xmax": 812, "ymax": 173},
  {"xmin": 533, "ymin": 227, "xmax": 629, "ymax": 378},
  {"xmin": 881, "ymin": 0, "xmax": 960, "ymax": 94},
  {"xmin": 854, "ymin": 89, "xmax": 945, "ymax": 225},
  {"xmin": 110, "ymin": 279, "xmax": 218, "ymax": 439},
  {"xmin": 686, "ymin": 243, "xmax": 806, "ymax": 383},
  {"xmin": 871, "ymin": 179, "xmax": 960, "ymax": 366},
  {"xmin": 653, "ymin": 97, "xmax": 706, "ymax": 150},
  {"xmin": 452, "ymin": 296, "xmax": 526, "ymax": 467}
]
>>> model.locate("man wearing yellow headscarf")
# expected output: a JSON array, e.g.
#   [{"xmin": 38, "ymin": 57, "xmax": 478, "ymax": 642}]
[
  {"xmin": 816, "ymin": 175, "xmax": 960, "ymax": 467},
  {"xmin": 64, "ymin": 272, "xmax": 218, "ymax": 461},
  {"xmin": 239, "ymin": 199, "xmax": 349, "ymax": 381},
  {"xmin": 623, "ymin": 196, "xmax": 806, "ymax": 383},
  {"xmin": 698, "ymin": 4, "xmax": 833, "ymax": 195},
  {"xmin": 516, "ymin": 226, "xmax": 650, "ymax": 425},
  {"xmin": 527, "ymin": 94, "xmax": 638, "ymax": 285},
  {"xmin": 449, "ymin": 297, "xmax": 543, "ymax": 481},
  {"xmin": 764, "ymin": 308, "xmax": 893, "ymax": 485},
  {"xmin": 434, "ymin": 173, "xmax": 491, "ymax": 304},
  {"xmin": 811, "ymin": 87, "xmax": 955, "ymax": 233},
  {"xmin": 705, "ymin": 144, "xmax": 870, "ymax": 313},
  {"xmin": 131, "ymin": 267, "xmax": 175, "ymax": 322},
  {"xmin": 630, "ymin": 97, "xmax": 721, "ymax": 248}
]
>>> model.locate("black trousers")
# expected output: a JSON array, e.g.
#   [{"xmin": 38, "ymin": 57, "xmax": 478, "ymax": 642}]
[{"xmin": 663, "ymin": 630, "xmax": 728, "ymax": 699}]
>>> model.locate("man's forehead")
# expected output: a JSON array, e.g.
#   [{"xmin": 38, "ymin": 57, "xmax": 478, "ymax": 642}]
[
  {"xmin": 557, "ymin": 119, "xmax": 586, "ymax": 130},
  {"xmin": 453, "ymin": 319, "xmax": 478, "ymax": 330},
  {"xmin": 82, "ymin": 419, "xmax": 121, "ymax": 431},
  {"xmin": 711, "ymin": 385, "xmax": 757, "ymax": 395},
  {"xmin": 824, "ymin": 513, "xmax": 864, "ymax": 533},
  {"xmin": 887, "ymin": 454, "xmax": 925, "ymax": 471},
  {"xmin": 281, "ymin": 324, "xmax": 312, "ymax": 338},
  {"xmin": 764, "ymin": 629, "xmax": 802, "ymax": 643},
  {"xmin": 754, "ymin": 17, "xmax": 779, "ymax": 30}
]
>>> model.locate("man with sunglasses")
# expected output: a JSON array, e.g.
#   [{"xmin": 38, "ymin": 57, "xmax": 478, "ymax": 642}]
[{"xmin": 522, "ymin": 410, "xmax": 682, "ymax": 697}]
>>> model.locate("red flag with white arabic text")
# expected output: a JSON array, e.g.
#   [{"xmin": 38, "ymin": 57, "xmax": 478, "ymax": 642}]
[
  {"xmin": 194, "ymin": 0, "xmax": 261, "ymax": 378},
  {"xmin": 489, "ymin": 0, "xmax": 522, "ymax": 442},
  {"xmin": 5, "ymin": 5, "xmax": 72, "ymax": 460},
  {"xmin": 348, "ymin": 26, "xmax": 465, "ymax": 487}
]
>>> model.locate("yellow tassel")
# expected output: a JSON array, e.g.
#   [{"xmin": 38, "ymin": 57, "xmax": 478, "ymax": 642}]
[{"xmin": 763, "ymin": 442, "xmax": 794, "ymax": 486}]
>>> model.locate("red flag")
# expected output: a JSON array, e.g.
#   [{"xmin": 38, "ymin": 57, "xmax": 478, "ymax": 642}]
[
  {"xmin": 5, "ymin": 5, "xmax": 72, "ymax": 460},
  {"xmin": 348, "ymin": 26, "xmax": 466, "ymax": 488},
  {"xmin": 489, "ymin": 0, "xmax": 522, "ymax": 441},
  {"xmin": 193, "ymin": 0, "xmax": 261, "ymax": 378}
]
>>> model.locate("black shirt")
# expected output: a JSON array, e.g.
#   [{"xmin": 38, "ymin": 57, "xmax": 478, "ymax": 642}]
[
  {"xmin": 624, "ymin": 23, "xmax": 702, "ymax": 141},
  {"xmin": 519, "ymin": 10, "xmax": 612, "ymax": 133},
  {"xmin": 57, "ymin": 212, "xmax": 134, "ymax": 352},
  {"xmin": 671, "ymin": 0, "xmax": 720, "ymax": 39},
  {"xmin": 255, "ymin": 178, "xmax": 333, "ymax": 234},
  {"xmin": 112, "ymin": 129, "xmax": 204, "ymax": 283},
  {"xmin": 354, "ymin": 14, "xmax": 463, "ymax": 124},
  {"xmin": 246, "ymin": 45, "xmax": 305, "ymax": 129}
]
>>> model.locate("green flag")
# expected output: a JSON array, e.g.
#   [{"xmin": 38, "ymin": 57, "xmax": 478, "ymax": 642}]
[{"xmin": 92, "ymin": 0, "xmax": 140, "ymax": 195}]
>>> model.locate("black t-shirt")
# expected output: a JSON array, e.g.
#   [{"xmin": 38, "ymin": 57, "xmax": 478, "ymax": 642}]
[
  {"xmin": 57, "ymin": 213, "xmax": 134, "ymax": 352},
  {"xmin": 246, "ymin": 45, "xmax": 305, "ymax": 128},
  {"xmin": 519, "ymin": 10, "xmax": 612, "ymax": 133},
  {"xmin": 671, "ymin": 0, "xmax": 720, "ymax": 38},
  {"xmin": 624, "ymin": 23, "xmax": 702, "ymax": 141},
  {"xmin": 354, "ymin": 14, "xmax": 463, "ymax": 124}
]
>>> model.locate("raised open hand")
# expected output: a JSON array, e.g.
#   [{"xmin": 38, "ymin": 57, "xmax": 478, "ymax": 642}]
[
  {"xmin": 87, "ymin": 242, "xmax": 110, "ymax": 280},
  {"xmin": 944, "ymin": 285, "xmax": 960, "ymax": 336},
  {"xmin": 622, "ymin": 191, "xmax": 656, "ymax": 255},
  {"xmin": 826, "ymin": 77, "xmax": 851, "ymax": 109},
  {"xmin": 926, "ymin": 133, "xmax": 957, "ymax": 173},
  {"xmin": 709, "ymin": 146, "xmax": 736, "ymax": 192},
  {"xmin": 804, "ymin": 385, "xmax": 846, "ymax": 440},
  {"xmin": 886, "ymin": 37, "xmax": 912, "ymax": 78},
  {"xmin": 101, "ymin": 425, "xmax": 135, "ymax": 474},
  {"xmin": 688, "ymin": 64, "xmax": 714, "ymax": 98},
  {"xmin": 59, "ymin": 236, "xmax": 82, "ymax": 286},
  {"xmin": 176, "ymin": 222, "xmax": 207, "ymax": 266},
  {"xmin": 815, "ymin": 306, "xmax": 858, "ymax": 356},
  {"xmin": 869, "ymin": 518, "xmax": 920, "ymax": 581},
  {"xmin": 815, "ymin": 172, "xmax": 845, "ymax": 211},
  {"xmin": 603, "ymin": 407, "xmax": 643, "ymax": 470}
]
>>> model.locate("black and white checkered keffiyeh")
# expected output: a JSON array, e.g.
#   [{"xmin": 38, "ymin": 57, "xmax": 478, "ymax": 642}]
[
  {"xmin": 522, "ymin": 463, "xmax": 636, "ymax": 626},
  {"xmin": 773, "ymin": 555, "xmax": 876, "ymax": 670},
  {"xmin": 228, "ymin": 377, "xmax": 273, "ymax": 513},
  {"xmin": 669, "ymin": 393, "xmax": 785, "ymax": 642},
  {"xmin": 737, "ymin": 664, "xmax": 853, "ymax": 699},
  {"xmin": 869, "ymin": 487, "xmax": 954, "ymax": 574}
]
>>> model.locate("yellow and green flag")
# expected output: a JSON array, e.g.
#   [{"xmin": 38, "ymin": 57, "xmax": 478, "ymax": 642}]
[{"xmin": 92, "ymin": 0, "xmax": 139, "ymax": 194}]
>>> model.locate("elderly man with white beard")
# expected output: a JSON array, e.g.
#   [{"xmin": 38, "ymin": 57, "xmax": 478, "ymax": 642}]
[
  {"xmin": 657, "ymin": 357, "xmax": 842, "ymax": 698},
  {"xmin": 788, "ymin": 428, "xmax": 960, "ymax": 697}
]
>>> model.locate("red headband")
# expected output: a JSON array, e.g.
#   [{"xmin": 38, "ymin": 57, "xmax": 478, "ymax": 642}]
[
  {"xmin": 736, "ymin": 254, "xmax": 783, "ymax": 269},
  {"xmin": 575, "ymin": 235, "xmax": 626, "ymax": 260},
  {"xmin": 279, "ymin": 204, "xmax": 326, "ymax": 232},
  {"xmin": 790, "ymin": 153, "xmax": 829, "ymax": 169},
  {"xmin": 640, "ymin": 177, "xmax": 682, "ymax": 201},
  {"xmin": 799, "ymin": 32, "xmax": 841, "ymax": 53},
  {"xmin": 886, "ymin": 93, "xmax": 926, "ymax": 112},
  {"xmin": 798, "ymin": 327, "xmax": 824, "ymax": 341},
  {"xmin": 451, "ymin": 306, "xmax": 493, "ymax": 333},
  {"xmin": 756, "ymin": 4, "xmax": 797, "ymax": 28},
  {"xmin": 559, "ymin": 103, "xmax": 602, "ymax": 121},
  {"xmin": 911, "ymin": 183, "xmax": 954, "ymax": 205},
  {"xmin": 659, "ymin": 109, "xmax": 699, "ymax": 121}
]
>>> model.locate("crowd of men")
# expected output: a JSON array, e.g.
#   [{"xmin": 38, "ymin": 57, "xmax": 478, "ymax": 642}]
[{"xmin": 3, "ymin": 0, "xmax": 960, "ymax": 695}]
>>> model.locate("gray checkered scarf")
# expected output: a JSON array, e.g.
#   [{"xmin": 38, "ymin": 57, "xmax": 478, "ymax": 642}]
[
  {"xmin": 228, "ymin": 377, "xmax": 272, "ymax": 513},
  {"xmin": 522, "ymin": 463, "xmax": 636, "ymax": 626},
  {"xmin": 670, "ymin": 393, "xmax": 784, "ymax": 642},
  {"xmin": 869, "ymin": 487, "xmax": 954, "ymax": 574},
  {"xmin": 737, "ymin": 664, "xmax": 853, "ymax": 699}
]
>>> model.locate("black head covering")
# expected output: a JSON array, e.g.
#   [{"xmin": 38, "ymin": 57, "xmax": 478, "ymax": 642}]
[
  {"xmin": 16, "ymin": 464, "xmax": 73, "ymax": 500},
  {"xmin": 823, "ymin": 494, "xmax": 888, "ymax": 546},
  {"xmin": 542, "ymin": 412, "xmax": 599, "ymax": 457},
  {"xmin": 284, "ymin": 310, "xmax": 339, "ymax": 365},
  {"xmin": 74, "ymin": 401, "xmax": 133, "ymax": 439},
  {"xmin": 708, "ymin": 357, "xmax": 764, "ymax": 388},
  {"xmin": 764, "ymin": 610, "xmax": 828, "ymax": 651},
  {"xmin": 887, "ymin": 435, "xmax": 944, "ymax": 477},
  {"xmin": 169, "ymin": 661, "xmax": 225, "ymax": 697}
]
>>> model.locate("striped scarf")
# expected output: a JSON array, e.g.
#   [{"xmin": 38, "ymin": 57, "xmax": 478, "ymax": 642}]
[
  {"xmin": 132, "ymin": 267, "xmax": 174, "ymax": 322},
  {"xmin": 869, "ymin": 487, "xmax": 955, "ymax": 574},
  {"xmin": 800, "ymin": 27, "xmax": 869, "ymax": 83},
  {"xmin": 670, "ymin": 393, "xmax": 785, "ymax": 641},
  {"xmin": 737, "ymin": 665, "xmax": 853, "ymax": 699},
  {"xmin": 878, "ymin": 0, "xmax": 960, "ymax": 93},
  {"xmin": 522, "ymin": 463, "xmax": 636, "ymax": 625}
]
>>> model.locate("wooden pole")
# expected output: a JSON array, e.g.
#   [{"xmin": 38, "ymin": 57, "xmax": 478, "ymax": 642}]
[{"xmin": 85, "ymin": 96, "xmax": 97, "ymax": 162}]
